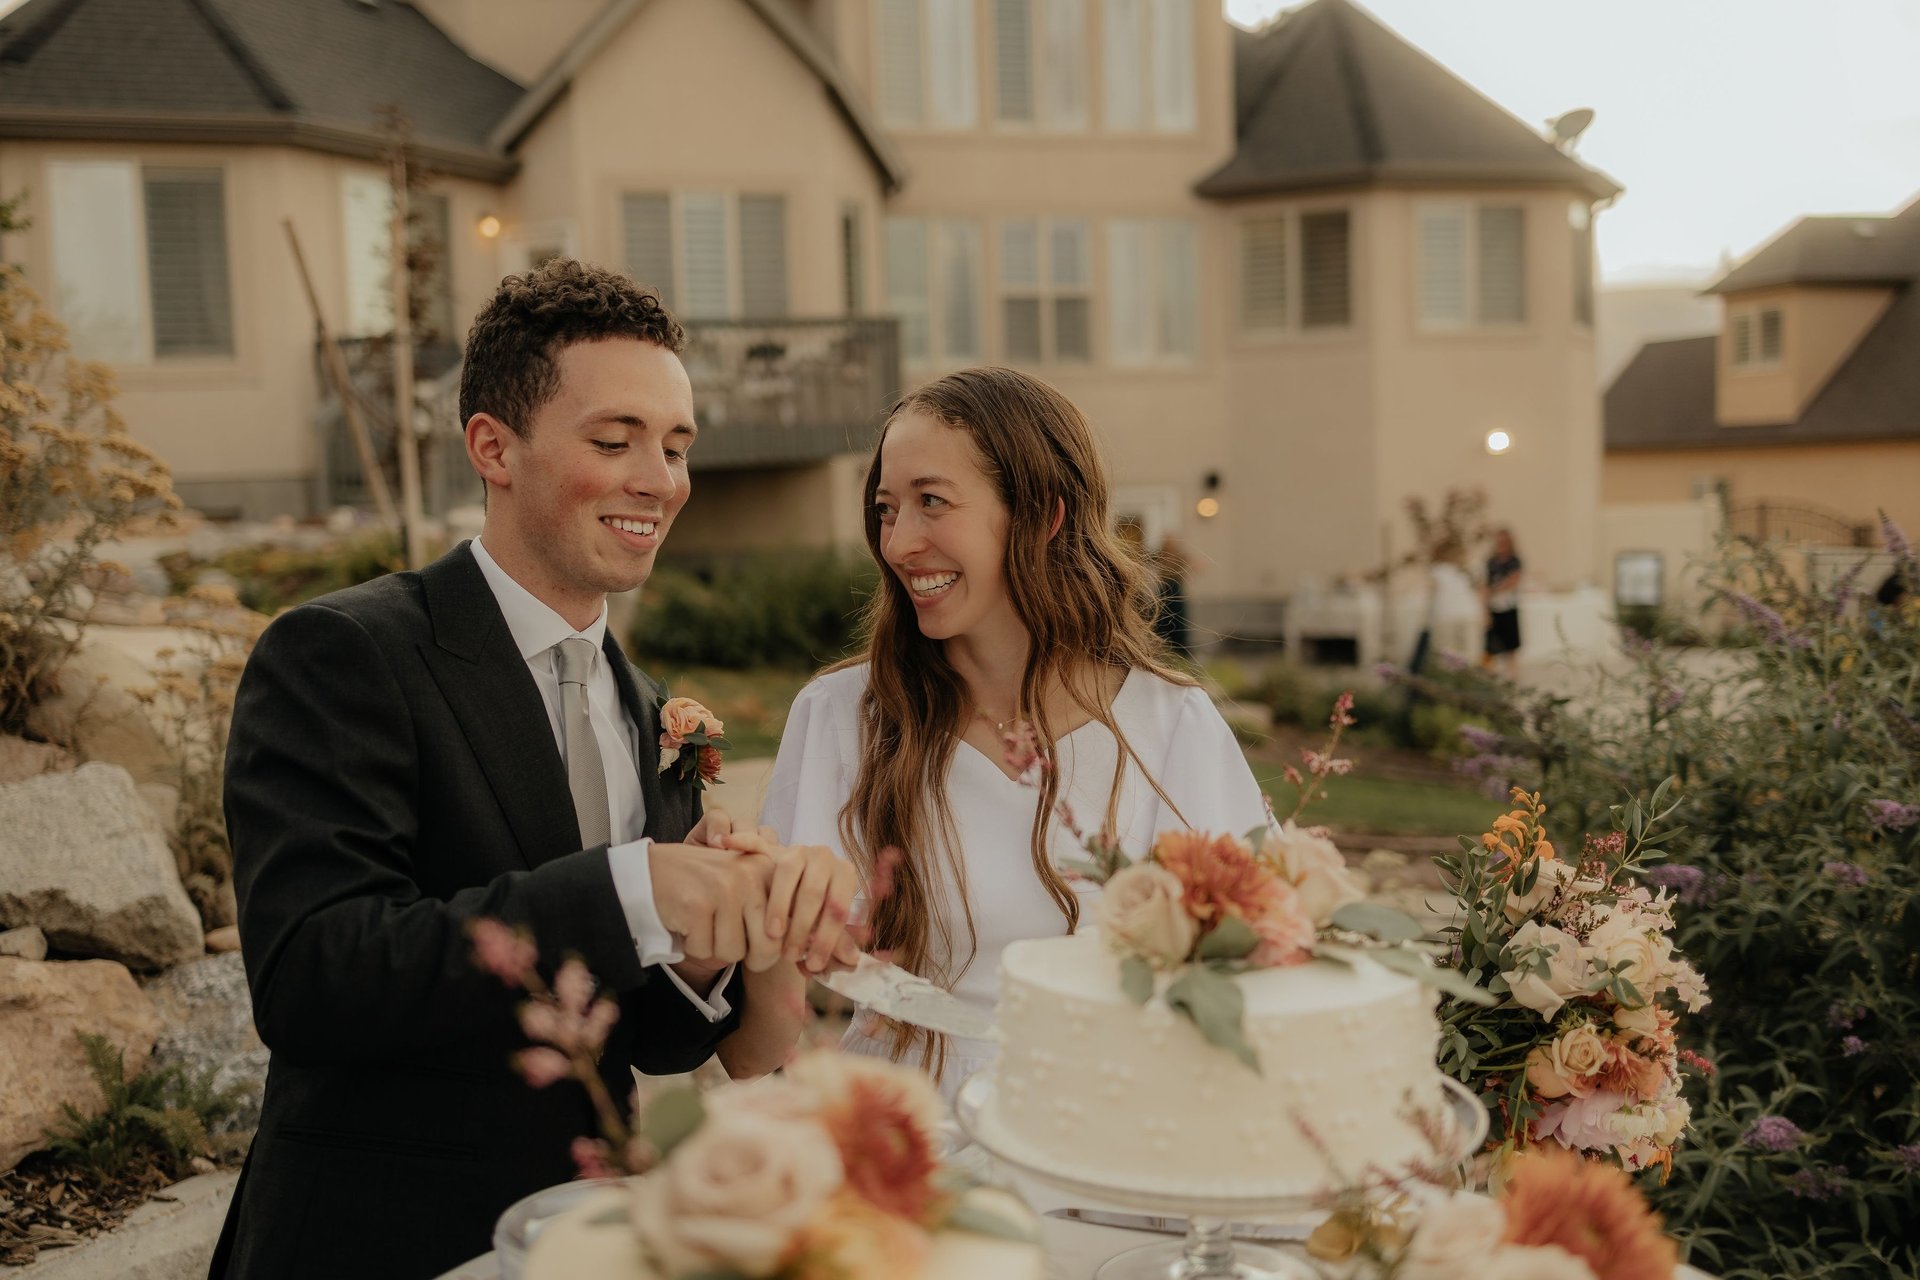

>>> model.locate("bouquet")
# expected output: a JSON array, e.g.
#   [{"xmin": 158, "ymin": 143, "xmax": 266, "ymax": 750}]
[{"xmin": 1435, "ymin": 784, "xmax": 1712, "ymax": 1175}]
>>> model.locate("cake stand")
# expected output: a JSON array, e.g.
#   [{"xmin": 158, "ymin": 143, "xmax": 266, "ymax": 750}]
[{"xmin": 954, "ymin": 1072, "xmax": 1487, "ymax": 1280}]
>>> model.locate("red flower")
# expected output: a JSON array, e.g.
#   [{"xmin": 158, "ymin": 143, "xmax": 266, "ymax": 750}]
[{"xmin": 698, "ymin": 744, "xmax": 723, "ymax": 783}]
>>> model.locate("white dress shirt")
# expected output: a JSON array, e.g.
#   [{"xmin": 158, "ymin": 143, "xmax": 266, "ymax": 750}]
[{"xmin": 471, "ymin": 537, "xmax": 733, "ymax": 1020}]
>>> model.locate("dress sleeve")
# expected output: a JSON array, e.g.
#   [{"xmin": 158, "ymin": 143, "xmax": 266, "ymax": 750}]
[
  {"xmin": 760, "ymin": 675, "xmax": 856, "ymax": 857},
  {"xmin": 1147, "ymin": 685, "xmax": 1273, "ymax": 843}
]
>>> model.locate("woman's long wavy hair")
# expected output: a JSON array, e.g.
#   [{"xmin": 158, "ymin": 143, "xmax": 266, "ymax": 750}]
[{"xmin": 832, "ymin": 367, "xmax": 1193, "ymax": 1069}]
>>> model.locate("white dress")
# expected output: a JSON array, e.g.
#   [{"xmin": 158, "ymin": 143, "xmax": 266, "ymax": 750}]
[{"xmin": 760, "ymin": 664, "xmax": 1270, "ymax": 1100}]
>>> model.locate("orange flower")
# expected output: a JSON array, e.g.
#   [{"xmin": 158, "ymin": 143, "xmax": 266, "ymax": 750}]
[
  {"xmin": 785, "ymin": 1054, "xmax": 944, "ymax": 1223},
  {"xmin": 1499, "ymin": 1147, "xmax": 1678, "ymax": 1280},
  {"xmin": 1592, "ymin": 1038, "xmax": 1671, "ymax": 1103},
  {"xmin": 1150, "ymin": 831, "xmax": 1285, "ymax": 932},
  {"xmin": 788, "ymin": 1191, "xmax": 931, "ymax": 1280}
]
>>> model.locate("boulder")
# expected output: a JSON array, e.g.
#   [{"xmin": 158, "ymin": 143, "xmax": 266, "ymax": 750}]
[
  {"xmin": 23, "ymin": 627, "xmax": 194, "ymax": 787},
  {"xmin": 142, "ymin": 953, "xmax": 267, "ymax": 1139},
  {"xmin": 0, "ymin": 926, "xmax": 49, "ymax": 961},
  {"xmin": 0, "ymin": 736, "xmax": 76, "ymax": 785},
  {"xmin": 0, "ymin": 764, "xmax": 203, "ymax": 970},
  {"xmin": 0, "ymin": 956, "xmax": 162, "ymax": 1172}
]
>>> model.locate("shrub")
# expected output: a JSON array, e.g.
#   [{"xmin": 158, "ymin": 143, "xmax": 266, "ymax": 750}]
[
  {"xmin": 1420, "ymin": 528, "xmax": 1920, "ymax": 1278},
  {"xmin": 629, "ymin": 551, "xmax": 877, "ymax": 670},
  {"xmin": 45, "ymin": 1033, "xmax": 245, "ymax": 1184},
  {"xmin": 196, "ymin": 531, "xmax": 405, "ymax": 615}
]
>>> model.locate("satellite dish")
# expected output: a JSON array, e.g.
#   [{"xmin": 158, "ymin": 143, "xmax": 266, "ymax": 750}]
[{"xmin": 1547, "ymin": 108, "xmax": 1596, "ymax": 150}]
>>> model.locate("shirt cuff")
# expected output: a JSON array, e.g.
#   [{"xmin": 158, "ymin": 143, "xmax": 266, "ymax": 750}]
[{"xmin": 607, "ymin": 839, "xmax": 737, "ymax": 1023}]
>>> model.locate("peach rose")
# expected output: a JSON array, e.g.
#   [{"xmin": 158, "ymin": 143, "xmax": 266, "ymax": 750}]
[
  {"xmin": 660, "ymin": 696, "xmax": 723, "ymax": 742},
  {"xmin": 1267, "ymin": 821, "xmax": 1367, "ymax": 927},
  {"xmin": 628, "ymin": 1112, "xmax": 843, "ymax": 1275},
  {"xmin": 1398, "ymin": 1191, "xmax": 1507, "ymax": 1280},
  {"xmin": 1500, "ymin": 921, "xmax": 1592, "ymax": 1019},
  {"xmin": 1248, "ymin": 886, "xmax": 1317, "ymax": 968},
  {"xmin": 1528, "ymin": 1023, "xmax": 1610, "ymax": 1100},
  {"xmin": 787, "ymin": 1190, "xmax": 931, "ymax": 1280},
  {"xmin": 1096, "ymin": 862, "xmax": 1199, "ymax": 966}
]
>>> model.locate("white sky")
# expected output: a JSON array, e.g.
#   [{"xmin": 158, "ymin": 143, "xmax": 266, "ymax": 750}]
[{"xmin": 1226, "ymin": 0, "xmax": 1920, "ymax": 283}]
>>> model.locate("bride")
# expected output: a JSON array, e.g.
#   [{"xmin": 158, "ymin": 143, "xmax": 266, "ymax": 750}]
[{"xmin": 762, "ymin": 366, "xmax": 1268, "ymax": 1097}]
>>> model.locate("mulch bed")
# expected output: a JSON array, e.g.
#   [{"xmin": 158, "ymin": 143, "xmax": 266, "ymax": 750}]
[{"xmin": 0, "ymin": 1149, "xmax": 188, "ymax": 1267}]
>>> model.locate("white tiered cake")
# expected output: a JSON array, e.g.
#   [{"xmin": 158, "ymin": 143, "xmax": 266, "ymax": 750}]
[{"xmin": 978, "ymin": 929, "xmax": 1447, "ymax": 1199}]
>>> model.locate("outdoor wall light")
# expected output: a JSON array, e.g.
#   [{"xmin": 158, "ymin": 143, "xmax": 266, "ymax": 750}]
[
  {"xmin": 1485, "ymin": 430, "xmax": 1513, "ymax": 455},
  {"xmin": 1195, "ymin": 471, "xmax": 1222, "ymax": 518},
  {"xmin": 477, "ymin": 214, "xmax": 502, "ymax": 239}
]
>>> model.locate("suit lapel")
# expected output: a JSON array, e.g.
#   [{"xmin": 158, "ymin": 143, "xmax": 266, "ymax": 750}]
[
  {"xmin": 419, "ymin": 544, "xmax": 582, "ymax": 867},
  {"xmin": 605, "ymin": 634, "xmax": 699, "ymax": 843}
]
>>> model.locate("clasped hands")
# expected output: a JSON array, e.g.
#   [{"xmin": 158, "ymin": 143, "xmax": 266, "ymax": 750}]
[{"xmin": 649, "ymin": 809, "xmax": 861, "ymax": 981}]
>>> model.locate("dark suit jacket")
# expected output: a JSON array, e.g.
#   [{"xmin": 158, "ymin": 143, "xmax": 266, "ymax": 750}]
[{"xmin": 209, "ymin": 543, "xmax": 741, "ymax": 1280}]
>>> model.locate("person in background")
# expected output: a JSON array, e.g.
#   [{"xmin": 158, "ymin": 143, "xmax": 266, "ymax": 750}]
[{"xmin": 1482, "ymin": 527, "xmax": 1524, "ymax": 678}]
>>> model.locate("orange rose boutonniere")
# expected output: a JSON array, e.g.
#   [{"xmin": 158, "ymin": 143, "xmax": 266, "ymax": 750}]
[{"xmin": 658, "ymin": 695, "xmax": 729, "ymax": 790}]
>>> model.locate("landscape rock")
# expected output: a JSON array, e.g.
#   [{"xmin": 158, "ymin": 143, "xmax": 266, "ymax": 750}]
[
  {"xmin": 0, "ymin": 764, "xmax": 204, "ymax": 970},
  {"xmin": 142, "ymin": 953, "xmax": 266, "ymax": 1138},
  {"xmin": 203, "ymin": 927, "xmax": 239, "ymax": 954},
  {"xmin": 0, "ymin": 957, "xmax": 162, "ymax": 1172},
  {"xmin": 0, "ymin": 926, "xmax": 49, "ymax": 961},
  {"xmin": 23, "ymin": 628, "xmax": 193, "ymax": 787},
  {"xmin": 0, "ymin": 736, "xmax": 75, "ymax": 785}
]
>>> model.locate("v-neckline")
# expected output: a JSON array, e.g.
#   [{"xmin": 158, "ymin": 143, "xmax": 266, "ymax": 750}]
[{"xmin": 951, "ymin": 668, "xmax": 1138, "ymax": 782}]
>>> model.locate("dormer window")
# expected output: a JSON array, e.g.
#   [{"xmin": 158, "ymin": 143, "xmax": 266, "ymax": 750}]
[{"xmin": 1730, "ymin": 307, "xmax": 1783, "ymax": 369}]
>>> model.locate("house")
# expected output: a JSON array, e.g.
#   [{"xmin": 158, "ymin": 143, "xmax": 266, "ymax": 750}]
[
  {"xmin": 0, "ymin": 0, "xmax": 1618, "ymax": 635},
  {"xmin": 1604, "ymin": 197, "xmax": 1920, "ymax": 555}
]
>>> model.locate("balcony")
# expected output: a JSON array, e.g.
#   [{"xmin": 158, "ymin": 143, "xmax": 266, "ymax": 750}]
[{"xmin": 315, "ymin": 316, "xmax": 900, "ymax": 512}]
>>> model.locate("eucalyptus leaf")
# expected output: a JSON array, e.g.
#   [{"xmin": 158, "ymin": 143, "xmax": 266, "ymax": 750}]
[
  {"xmin": 1165, "ymin": 967, "xmax": 1261, "ymax": 1074},
  {"xmin": 1330, "ymin": 902, "xmax": 1425, "ymax": 943},
  {"xmin": 1119, "ymin": 953, "xmax": 1155, "ymax": 1005},
  {"xmin": 1197, "ymin": 914, "xmax": 1259, "ymax": 960},
  {"xmin": 1369, "ymin": 946, "xmax": 1499, "ymax": 1006},
  {"xmin": 641, "ymin": 1088, "xmax": 706, "ymax": 1158}
]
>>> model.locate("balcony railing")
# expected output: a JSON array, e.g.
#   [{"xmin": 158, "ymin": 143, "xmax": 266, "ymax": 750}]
[{"xmin": 315, "ymin": 316, "xmax": 900, "ymax": 512}]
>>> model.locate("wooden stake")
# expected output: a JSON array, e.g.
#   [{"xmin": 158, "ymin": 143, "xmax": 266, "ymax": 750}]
[{"xmin": 389, "ymin": 146, "xmax": 426, "ymax": 570}]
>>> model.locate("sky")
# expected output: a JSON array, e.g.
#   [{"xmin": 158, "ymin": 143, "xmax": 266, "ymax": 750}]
[{"xmin": 1226, "ymin": 0, "xmax": 1920, "ymax": 283}]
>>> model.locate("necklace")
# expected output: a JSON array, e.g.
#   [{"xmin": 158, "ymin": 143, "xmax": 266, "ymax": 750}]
[{"xmin": 973, "ymin": 706, "xmax": 1023, "ymax": 735}]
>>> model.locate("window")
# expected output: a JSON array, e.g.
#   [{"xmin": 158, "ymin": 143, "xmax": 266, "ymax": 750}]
[
  {"xmin": 1101, "ymin": 0, "xmax": 1193, "ymax": 132},
  {"xmin": 1570, "ymin": 200, "xmax": 1594, "ymax": 327},
  {"xmin": 48, "ymin": 161, "xmax": 233, "ymax": 362},
  {"xmin": 620, "ymin": 192, "xmax": 790, "ymax": 320},
  {"xmin": 994, "ymin": 0, "xmax": 1088, "ymax": 129},
  {"xmin": 1108, "ymin": 218, "xmax": 1197, "ymax": 364},
  {"xmin": 876, "ymin": 0, "xmax": 978, "ymax": 129},
  {"xmin": 1240, "ymin": 208, "xmax": 1351, "ymax": 332},
  {"xmin": 1417, "ymin": 202, "xmax": 1527, "ymax": 329},
  {"xmin": 885, "ymin": 216, "xmax": 984, "ymax": 362},
  {"xmin": 1730, "ymin": 307, "xmax": 1783, "ymax": 369},
  {"xmin": 999, "ymin": 218, "xmax": 1092, "ymax": 362},
  {"xmin": 342, "ymin": 174, "xmax": 454, "ymax": 342}
]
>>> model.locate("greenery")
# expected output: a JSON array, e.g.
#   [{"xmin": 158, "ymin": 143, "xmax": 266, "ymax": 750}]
[
  {"xmin": 630, "ymin": 551, "xmax": 877, "ymax": 671},
  {"xmin": 166, "ymin": 530, "xmax": 406, "ymax": 615},
  {"xmin": 1255, "ymin": 770, "xmax": 1504, "ymax": 837},
  {"xmin": 1417, "ymin": 529, "xmax": 1920, "ymax": 1278},
  {"xmin": 45, "ymin": 1033, "xmax": 245, "ymax": 1184}
]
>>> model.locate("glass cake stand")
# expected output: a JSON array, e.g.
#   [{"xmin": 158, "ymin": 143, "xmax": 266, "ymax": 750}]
[{"xmin": 954, "ymin": 1072, "xmax": 1488, "ymax": 1280}]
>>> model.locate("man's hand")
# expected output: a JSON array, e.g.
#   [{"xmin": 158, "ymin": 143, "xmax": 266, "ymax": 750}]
[
  {"xmin": 648, "ymin": 841, "xmax": 773, "ymax": 966},
  {"xmin": 720, "ymin": 832, "xmax": 860, "ymax": 976}
]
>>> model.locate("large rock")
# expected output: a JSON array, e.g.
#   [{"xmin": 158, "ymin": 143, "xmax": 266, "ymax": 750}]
[
  {"xmin": 142, "ymin": 953, "xmax": 267, "ymax": 1139},
  {"xmin": 0, "ymin": 957, "xmax": 162, "ymax": 1172},
  {"xmin": 0, "ymin": 764, "xmax": 204, "ymax": 970},
  {"xmin": 23, "ymin": 627, "xmax": 190, "ymax": 787}
]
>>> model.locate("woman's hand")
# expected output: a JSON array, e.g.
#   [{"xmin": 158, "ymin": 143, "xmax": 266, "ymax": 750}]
[{"xmin": 718, "ymin": 831, "xmax": 861, "ymax": 975}]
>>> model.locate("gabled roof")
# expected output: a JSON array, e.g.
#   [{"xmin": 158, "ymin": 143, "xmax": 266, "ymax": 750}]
[
  {"xmin": 0, "ymin": 0, "xmax": 523, "ymax": 179},
  {"xmin": 1706, "ymin": 198, "xmax": 1920, "ymax": 294},
  {"xmin": 486, "ymin": 0, "xmax": 906, "ymax": 193},
  {"xmin": 1199, "ymin": 0, "xmax": 1619, "ymax": 201}
]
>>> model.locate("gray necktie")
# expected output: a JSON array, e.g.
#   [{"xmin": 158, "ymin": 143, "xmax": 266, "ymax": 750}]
[{"xmin": 553, "ymin": 637, "xmax": 612, "ymax": 848}]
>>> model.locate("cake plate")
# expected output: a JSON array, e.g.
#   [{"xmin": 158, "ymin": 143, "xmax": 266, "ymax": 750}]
[{"xmin": 955, "ymin": 1072, "xmax": 1487, "ymax": 1280}]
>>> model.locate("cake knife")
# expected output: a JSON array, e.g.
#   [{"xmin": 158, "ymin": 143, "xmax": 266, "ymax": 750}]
[
  {"xmin": 1043, "ymin": 1208, "xmax": 1312, "ymax": 1243},
  {"xmin": 817, "ymin": 954, "xmax": 999, "ymax": 1041}
]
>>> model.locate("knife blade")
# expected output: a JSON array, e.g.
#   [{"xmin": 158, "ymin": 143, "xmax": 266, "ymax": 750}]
[
  {"xmin": 817, "ymin": 954, "xmax": 999, "ymax": 1040},
  {"xmin": 1044, "ymin": 1207, "xmax": 1313, "ymax": 1243}
]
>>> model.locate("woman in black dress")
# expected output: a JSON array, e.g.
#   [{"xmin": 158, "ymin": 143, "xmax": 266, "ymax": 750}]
[{"xmin": 1483, "ymin": 528, "xmax": 1523, "ymax": 676}]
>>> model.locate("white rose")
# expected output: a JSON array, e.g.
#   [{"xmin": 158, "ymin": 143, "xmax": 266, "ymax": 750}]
[
  {"xmin": 1500, "ymin": 921, "xmax": 1591, "ymax": 1019},
  {"xmin": 1502, "ymin": 859, "xmax": 1601, "ymax": 923},
  {"xmin": 1670, "ymin": 958, "xmax": 1710, "ymax": 1012},
  {"xmin": 1397, "ymin": 1192, "xmax": 1507, "ymax": 1280},
  {"xmin": 629, "ymin": 1113, "xmax": 843, "ymax": 1276},
  {"xmin": 1585, "ymin": 911, "xmax": 1669, "ymax": 1006},
  {"xmin": 1096, "ymin": 862, "xmax": 1198, "ymax": 965},
  {"xmin": 1480, "ymin": 1245, "xmax": 1598, "ymax": 1280},
  {"xmin": 1268, "ymin": 821, "xmax": 1367, "ymax": 927}
]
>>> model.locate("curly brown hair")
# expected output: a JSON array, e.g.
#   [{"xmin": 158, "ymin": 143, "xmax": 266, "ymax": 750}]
[{"xmin": 458, "ymin": 259, "xmax": 684, "ymax": 436}]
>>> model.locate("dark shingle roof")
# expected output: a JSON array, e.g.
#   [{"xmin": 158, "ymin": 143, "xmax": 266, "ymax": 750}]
[
  {"xmin": 1706, "ymin": 199, "xmax": 1920, "ymax": 294},
  {"xmin": 1200, "ymin": 0, "xmax": 1619, "ymax": 201},
  {"xmin": 0, "ymin": 0, "xmax": 524, "ymax": 178}
]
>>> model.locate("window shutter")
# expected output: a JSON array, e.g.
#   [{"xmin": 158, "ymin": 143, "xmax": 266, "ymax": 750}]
[
  {"xmin": 841, "ymin": 205, "xmax": 865, "ymax": 315},
  {"xmin": 1417, "ymin": 205, "xmax": 1467, "ymax": 328},
  {"xmin": 1040, "ymin": 0, "xmax": 1087, "ymax": 129},
  {"xmin": 680, "ymin": 193, "xmax": 731, "ymax": 318},
  {"xmin": 1101, "ymin": 0, "xmax": 1144, "ymax": 129},
  {"xmin": 622, "ymin": 193, "xmax": 675, "ymax": 308},
  {"xmin": 1300, "ymin": 210, "xmax": 1350, "ymax": 328},
  {"xmin": 738, "ymin": 194, "xmax": 788, "ymax": 320},
  {"xmin": 876, "ymin": 0, "xmax": 923, "ymax": 126},
  {"xmin": 1758, "ymin": 309, "xmax": 1782, "ymax": 362},
  {"xmin": 1108, "ymin": 218, "xmax": 1152, "ymax": 363},
  {"xmin": 885, "ymin": 217, "xmax": 931, "ymax": 360},
  {"xmin": 1149, "ymin": 0, "xmax": 1194, "ymax": 131},
  {"xmin": 1003, "ymin": 299, "xmax": 1043, "ymax": 360},
  {"xmin": 1158, "ymin": 219, "xmax": 1197, "ymax": 358},
  {"xmin": 927, "ymin": 0, "xmax": 979, "ymax": 128},
  {"xmin": 1241, "ymin": 215, "xmax": 1288, "ymax": 330},
  {"xmin": 1476, "ymin": 205, "xmax": 1525, "ymax": 324},
  {"xmin": 1730, "ymin": 314, "xmax": 1753, "ymax": 366},
  {"xmin": 49, "ymin": 161, "xmax": 147, "ymax": 363},
  {"xmin": 938, "ymin": 220, "xmax": 983, "ymax": 358},
  {"xmin": 1052, "ymin": 297, "xmax": 1091, "ymax": 361},
  {"xmin": 1570, "ymin": 200, "xmax": 1594, "ymax": 327},
  {"xmin": 995, "ymin": 0, "xmax": 1034, "ymax": 123},
  {"xmin": 144, "ymin": 169, "xmax": 233, "ymax": 356}
]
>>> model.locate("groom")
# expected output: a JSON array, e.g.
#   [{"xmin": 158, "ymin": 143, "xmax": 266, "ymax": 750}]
[{"xmin": 210, "ymin": 261, "xmax": 849, "ymax": 1279}]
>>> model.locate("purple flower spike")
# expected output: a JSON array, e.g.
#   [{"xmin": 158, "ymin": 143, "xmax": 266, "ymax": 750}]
[
  {"xmin": 1822, "ymin": 860, "xmax": 1870, "ymax": 888},
  {"xmin": 1742, "ymin": 1115, "xmax": 1804, "ymax": 1152},
  {"xmin": 1866, "ymin": 799, "xmax": 1920, "ymax": 832}
]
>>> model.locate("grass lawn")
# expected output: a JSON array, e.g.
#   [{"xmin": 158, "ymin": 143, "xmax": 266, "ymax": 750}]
[{"xmin": 1254, "ymin": 770, "xmax": 1504, "ymax": 838}]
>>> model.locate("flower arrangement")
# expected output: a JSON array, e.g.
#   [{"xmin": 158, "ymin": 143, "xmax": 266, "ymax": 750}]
[
  {"xmin": 1435, "ymin": 784, "xmax": 1710, "ymax": 1176},
  {"xmin": 657, "ymin": 695, "xmax": 729, "ymax": 790},
  {"xmin": 468, "ymin": 919, "xmax": 1035, "ymax": 1279}
]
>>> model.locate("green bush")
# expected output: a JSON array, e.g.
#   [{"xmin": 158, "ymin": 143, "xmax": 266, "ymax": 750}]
[
  {"xmin": 202, "ymin": 531, "xmax": 405, "ymax": 614},
  {"xmin": 1429, "ymin": 531, "xmax": 1920, "ymax": 1278},
  {"xmin": 630, "ymin": 551, "xmax": 877, "ymax": 671},
  {"xmin": 45, "ymin": 1033, "xmax": 245, "ymax": 1184}
]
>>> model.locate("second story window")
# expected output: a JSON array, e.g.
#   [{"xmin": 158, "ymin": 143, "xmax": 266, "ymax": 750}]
[
  {"xmin": 47, "ymin": 160, "xmax": 234, "ymax": 363},
  {"xmin": 886, "ymin": 216, "xmax": 984, "ymax": 363},
  {"xmin": 1102, "ymin": 0, "xmax": 1195, "ymax": 132},
  {"xmin": 877, "ymin": 0, "xmax": 978, "ymax": 130},
  {"xmin": 1730, "ymin": 307, "xmax": 1783, "ymax": 369},
  {"xmin": 999, "ymin": 218, "xmax": 1092, "ymax": 362},
  {"xmin": 621, "ymin": 192, "xmax": 789, "ymax": 320},
  {"xmin": 1417, "ymin": 201, "xmax": 1527, "ymax": 330},
  {"xmin": 1240, "ymin": 208, "xmax": 1352, "ymax": 333},
  {"xmin": 1108, "ymin": 217, "xmax": 1197, "ymax": 364},
  {"xmin": 994, "ymin": 0, "xmax": 1088, "ymax": 129}
]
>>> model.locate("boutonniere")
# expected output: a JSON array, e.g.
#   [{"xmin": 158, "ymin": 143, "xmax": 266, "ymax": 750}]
[{"xmin": 657, "ymin": 696, "xmax": 729, "ymax": 790}]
